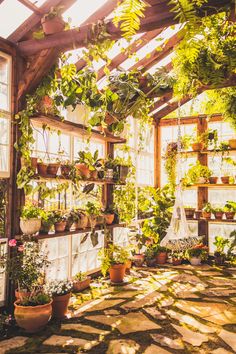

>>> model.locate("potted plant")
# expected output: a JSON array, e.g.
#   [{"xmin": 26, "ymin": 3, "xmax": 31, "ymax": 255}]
[
  {"xmin": 172, "ymin": 251, "xmax": 183, "ymax": 266},
  {"xmin": 191, "ymin": 134, "xmax": 205, "ymax": 152},
  {"xmin": 61, "ymin": 160, "xmax": 72, "ymax": 178},
  {"xmin": 73, "ymin": 272, "xmax": 91, "ymax": 292},
  {"xmin": 224, "ymin": 201, "xmax": 236, "ymax": 220},
  {"xmin": 37, "ymin": 159, "xmax": 49, "ymax": 177},
  {"xmin": 75, "ymin": 209, "xmax": 89, "ymax": 229},
  {"xmin": 52, "ymin": 210, "xmax": 67, "ymax": 232},
  {"xmin": 194, "ymin": 209, "xmax": 202, "ymax": 220},
  {"xmin": 130, "ymin": 231, "xmax": 146, "ymax": 266},
  {"xmin": 40, "ymin": 210, "xmax": 54, "ymax": 234},
  {"xmin": 14, "ymin": 291, "xmax": 52, "ymax": 333},
  {"xmin": 184, "ymin": 161, "xmax": 212, "ymax": 184},
  {"xmin": 228, "ymin": 138, "xmax": 236, "ymax": 149},
  {"xmin": 47, "ymin": 159, "xmax": 60, "ymax": 176},
  {"xmin": 103, "ymin": 206, "xmax": 115, "ymax": 225},
  {"xmin": 154, "ymin": 245, "xmax": 168, "ymax": 264},
  {"xmin": 99, "ymin": 244, "xmax": 129, "ymax": 283},
  {"xmin": 144, "ymin": 245, "xmax": 156, "ymax": 267},
  {"xmin": 45, "ymin": 280, "xmax": 73, "ymax": 319},
  {"xmin": 85, "ymin": 201, "xmax": 101, "ymax": 229},
  {"xmin": 221, "ymin": 174, "xmax": 231, "ymax": 184},
  {"xmin": 184, "ymin": 206, "xmax": 195, "ymax": 219},
  {"xmin": 104, "ymin": 158, "xmax": 115, "ymax": 180},
  {"xmin": 202, "ymin": 203, "xmax": 212, "ymax": 219},
  {"xmin": 41, "ymin": 6, "xmax": 65, "ymax": 35},
  {"xmin": 113, "ymin": 157, "xmax": 131, "ymax": 183},
  {"xmin": 187, "ymin": 244, "xmax": 208, "ymax": 266},
  {"xmin": 20, "ymin": 204, "xmax": 42, "ymax": 235},
  {"xmin": 213, "ymin": 236, "xmax": 229, "ymax": 266},
  {"xmin": 212, "ymin": 206, "xmax": 224, "ymax": 220},
  {"xmin": 0, "ymin": 239, "xmax": 50, "ymax": 301},
  {"xmin": 64, "ymin": 209, "xmax": 80, "ymax": 231},
  {"xmin": 209, "ymin": 176, "xmax": 218, "ymax": 184},
  {"xmin": 75, "ymin": 150, "xmax": 100, "ymax": 179}
]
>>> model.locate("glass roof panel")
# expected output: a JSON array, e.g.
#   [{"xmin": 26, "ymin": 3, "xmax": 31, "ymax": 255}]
[
  {"xmin": 0, "ymin": 0, "xmax": 32, "ymax": 38},
  {"xmin": 29, "ymin": 0, "xmax": 47, "ymax": 6}
]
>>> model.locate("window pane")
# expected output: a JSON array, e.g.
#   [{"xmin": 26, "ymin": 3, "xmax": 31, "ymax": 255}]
[
  {"xmin": 0, "ymin": 116, "xmax": 9, "ymax": 145},
  {"xmin": 0, "ymin": 145, "xmax": 8, "ymax": 173}
]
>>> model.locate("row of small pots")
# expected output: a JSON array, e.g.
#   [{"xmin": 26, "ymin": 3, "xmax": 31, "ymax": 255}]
[
  {"xmin": 185, "ymin": 208, "xmax": 235, "ymax": 220},
  {"xmin": 191, "ymin": 138, "xmax": 236, "ymax": 152},
  {"xmin": 196, "ymin": 176, "xmax": 232, "ymax": 184}
]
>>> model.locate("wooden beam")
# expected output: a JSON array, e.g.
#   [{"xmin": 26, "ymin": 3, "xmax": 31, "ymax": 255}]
[
  {"xmin": 17, "ymin": 0, "xmax": 42, "ymax": 14},
  {"xmin": 8, "ymin": 0, "xmax": 76, "ymax": 42},
  {"xmin": 158, "ymin": 114, "xmax": 223, "ymax": 126},
  {"xmin": 17, "ymin": 0, "xmax": 230, "ymax": 56}
]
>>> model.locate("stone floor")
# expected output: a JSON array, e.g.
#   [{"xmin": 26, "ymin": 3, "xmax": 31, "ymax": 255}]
[{"xmin": 1, "ymin": 264, "xmax": 236, "ymax": 353}]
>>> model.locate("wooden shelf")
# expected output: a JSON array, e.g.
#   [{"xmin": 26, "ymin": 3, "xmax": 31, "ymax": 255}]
[
  {"xmin": 30, "ymin": 115, "xmax": 126, "ymax": 144},
  {"xmin": 32, "ymin": 175, "xmax": 125, "ymax": 185},
  {"xmin": 16, "ymin": 223, "xmax": 126, "ymax": 241},
  {"xmin": 186, "ymin": 184, "xmax": 236, "ymax": 189},
  {"xmin": 187, "ymin": 218, "xmax": 236, "ymax": 224},
  {"xmin": 179, "ymin": 148, "xmax": 236, "ymax": 155}
]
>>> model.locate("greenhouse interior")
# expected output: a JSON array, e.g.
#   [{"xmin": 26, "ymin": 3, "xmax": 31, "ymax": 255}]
[{"xmin": 0, "ymin": 0, "xmax": 236, "ymax": 353}]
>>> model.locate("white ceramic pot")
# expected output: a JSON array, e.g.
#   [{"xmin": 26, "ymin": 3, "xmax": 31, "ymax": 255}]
[
  {"xmin": 190, "ymin": 257, "xmax": 201, "ymax": 266},
  {"xmin": 20, "ymin": 218, "xmax": 41, "ymax": 235}
]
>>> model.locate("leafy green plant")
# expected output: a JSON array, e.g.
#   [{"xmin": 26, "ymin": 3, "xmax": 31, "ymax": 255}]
[
  {"xmin": 21, "ymin": 204, "xmax": 42, "ymax": 220},
  {"xmin": 19, "ymin": 292, "xmax": 51, "ymax": 307},
  {"xmin": 153, "ymin": 245, "xmax": 168, "ymax": 255},
  {"xmin": 187, "ymin": 244, "xmax": 208, "ymax": 259},
  {"xmin": 184, "ymin": 161, "xmax": 212, "ymax": 184},
  {"xmin": 224, "ymin": 201, "xmax": 236, "ymax": 212},
  {"xmin": 202, "ymin": 202, "xmax": 212, "ymax": 213},
  {"xmin": 74, "ymin": 271, "xmax": 87, "ymax": 281},
  {"xmin": 164, "ymin": 143, "xmax": 178, "ymax": 190},
  {"xmin": 51, "ymin": 210, "xmax": 66, "ymax": 223},
  {"xmin": 76, "ymin": 150, "xmax": 99, "ymax": 171},
  {"xmin": 42, "ymin": 6, "xmax": 63, "ymax": 21},
  {"xmin": 213, "ymin": 236, "xmax": 229, "ymax": 256},
  {"xmin": 99, "ymin": 244, "xmax": 129, "ymax": 276},
  {"xmin": 85, "ymin": 201, "xmax": 101, "ymax": 216}
]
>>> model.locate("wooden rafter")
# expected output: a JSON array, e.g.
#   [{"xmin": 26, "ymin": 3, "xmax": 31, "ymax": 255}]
[
  {"xmin": 17, "ymin": 0, "xmax": 42, "ymax": 14},
  {"xmin": 17, "ymin": 0, "xmax": 230, "ymax": 56}
]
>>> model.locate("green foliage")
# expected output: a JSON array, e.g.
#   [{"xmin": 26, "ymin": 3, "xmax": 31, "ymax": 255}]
[
  {"xmin": 224, "ymin": 201, "xmax": 236, "ymax": 212},
  {"xmin": 85, "ymin": 201, "xmax": 101, "ymax": 216},
  {"xmin": 19, "ymin": 293, "xmax": 51, "ymax": 307},
  {"xmin": 202, "ymin": 202, "xmax": 212, "ymax": 213},
  {"xmin": 99, "ymin": 244, "xmax": 129, "ymax": 276},
  {"xmin": 74, "ymin": 271, "xmax": 87, "ymax": 281},
  {"xmin": 21, "ymin": 204, "xmax": 42, "ymax": 220},
  {"xmin": 184, "ymin": 161, "xmax": 212, "ymax": 184},
  {"xmin": 76, "ymin": 150, "xmax": 99, "ymax": 171},
  {"xmin": 113, "ymin": 0, "xmax": 147, "ymax": 40},
  {"xmin": 163, "ymin": 143, "xmax": 178, "ymax": 190},
  {"xmin": 213, "ymin": 236, "xmax": 229, "ymax": 255}
]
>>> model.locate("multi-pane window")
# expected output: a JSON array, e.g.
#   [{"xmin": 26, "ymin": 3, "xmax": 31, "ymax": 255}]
[{"xmin": 0, "ymin": 52, "xmax": 11, "ymax": 177}]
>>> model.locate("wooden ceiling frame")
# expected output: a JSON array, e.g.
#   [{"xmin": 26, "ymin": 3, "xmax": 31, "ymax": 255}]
[{"xmin": 17, "ymin": 0, "xmax": 43, "ymax": 15}]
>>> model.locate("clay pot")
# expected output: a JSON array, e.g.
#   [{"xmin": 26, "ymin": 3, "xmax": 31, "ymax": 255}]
[
  {"xmin": 214, "ymin": 212, "xmax": 224, "ymax": 220},
  {"xmin": 214, "ymin": 254, "xmax": 225, "ymax": 266},
  {"xmin": 90, "ymin": 170, "xmax": 98, "ymax": 180},
  {"xmin": 192, "ymin": 142, "xmax": 204, "ymax": 151},
  {"xmin": 172, "ymin": 258, "xmax": 182, "ymax": 266},
  {"xmin": 31, "ymin": 157, "xmax": 38, "ymax": 172},
  {"xmin": 133, "ymin": 254, "xmax": 145, "ymax": 267},
  {"xmin": 41, "ymin": 17, "xmax": 65, "ymax": 35},
  {"xmin": 109, "ymin": 264, "xmax": 126, "ymax": 283},
  {"xmin": 209, "ymin": 176, "xmax": 218, "ymax": 184},
  {"xmin": 185, "ymin": 208, "xmax": 195, "ymax": 219},
  {"xmin": 76, "ymin": 163, "xmax": 90, "ymax": 179},
  {"xmin": 225, "ymin": 211, "xmax": 235, "ymax": 220},
  {"xmin": 228, "ymin": 139, "xmax": 236, "ymax": 149},
  {"xmin": 104, "ymin": 214, "xmax": 115, "ymax": 225},
  {"xmin": 37, "ymin": 162, "xmax": 48, "ymax": 177},
  {"xmin": 194, "ymin": 210, "xmax": 202, "ymax": 220},
  {"xmin": 61, "ymin": 164, "xmax": 71, "ymax": 178},
  {"xmin": 146, "ymin": 258, "xmax": 156, "ymax": 267},
  {"xmin": 156, "ymin": 252, "xmax": 167, "ymax": 264},
  {"xmin": 54, "ymin": 221, "xmax": 67, "ymax": 233},
  {"xmin": 47, "ymin": 163, "xmax": 60, "ymax": 176},
  {"xmin": 125, "ymin": 260, "xmax": 132, "ymax": 274},
  {"xmin": 74, "ymin": 214, "xmax": 88, "ymax": 229},
  {"xmin": 15, "ymin": 290, "xmax": 31, "ymax": 301},
  {"xmin": 221, "ymin": 176, "xmax": 230, "ymax": 184},
  {"xmin": 52, "ymin": 293, "xmax": 71, "ymax": 319},
  {"xmin": 20, "ymin": 218, "xmax": 41, "ymax": 235},
  {"xmin": 14, "ymin": 300, "xmax": 52, "ymax": 333},
  {"xmin": 202, "ymin": 211, "xmax": 211, "ymax": 219},
  {"xmin": 73, "ymin": 277, "xmax": 91, "ymax": 292},
  {"xmin": 189, "ymin": 257, "xmax": 201, "ymax": 266}
]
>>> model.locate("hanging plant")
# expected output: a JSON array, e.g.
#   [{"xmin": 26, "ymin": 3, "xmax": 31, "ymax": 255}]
[{"xmin": 163, "ymin": 142, "xmax": 178, "ymax": 190}]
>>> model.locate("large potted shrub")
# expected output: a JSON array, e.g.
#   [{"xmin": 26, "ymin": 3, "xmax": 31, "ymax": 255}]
[
  {"xmin": 20, "ymin": 204, "xmax": 42, "ymax": 235},
  {"xmin": 45, "ymin": 280, "xmax": 73, "ymax": 319},
  {"xmin": 187, "ymin": 244, "xmax": 208, "ymax": 266},
  {"xmin": 41, "ymin": 6, "xmax": 65, "ymax": 35},
  {"xmin": 154, "ymin": 245, "xmax": 168, "ymax": 264},
  {"xmin": 73, "ymin": 272, "xmax": 91, "ymax": 292},
  {"xmin": 99, "ymin": 244, "xmax": 129, "ymax": 283},
  {"xmin": 213, "ymin": 236, "xmax": 229, "ymax": 266}
]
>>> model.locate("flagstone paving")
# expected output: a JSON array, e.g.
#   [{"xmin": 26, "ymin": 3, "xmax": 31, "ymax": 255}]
[{"xmin": 2, "ymin": 265, "xmax": 236, "ymax": 353}]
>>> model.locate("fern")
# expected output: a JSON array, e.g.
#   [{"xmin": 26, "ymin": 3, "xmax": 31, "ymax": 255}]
[{"xmin": 113, "ymin": 0, "xmax": 148, "ymax": 40}]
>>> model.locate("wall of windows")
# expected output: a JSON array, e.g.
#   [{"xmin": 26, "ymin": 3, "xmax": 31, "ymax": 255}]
[{"xmin": 0, "ymin": 52, "xmax": 11, "ymax": 177}]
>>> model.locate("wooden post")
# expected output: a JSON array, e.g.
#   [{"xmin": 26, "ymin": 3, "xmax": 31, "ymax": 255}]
[{"xmin": 154, "ymin": 122, "xmax": 161, "ymax": 188}]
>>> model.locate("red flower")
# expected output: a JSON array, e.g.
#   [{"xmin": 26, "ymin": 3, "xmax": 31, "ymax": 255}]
[{"xmin": 9, "ymin": 239, "xmax": 17, "ymax": 247}]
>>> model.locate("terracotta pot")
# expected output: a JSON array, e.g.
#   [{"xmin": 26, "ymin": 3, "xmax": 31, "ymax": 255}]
[
  {"xmin": 15, "ymin": 290, "xmax": 31, "ymax": 301},
  {"xmin": 194, "ymin": 210, "xmax": 202, "ymax": 220},
  {"xmin": 88, "ymin": 215, "xmax": 97, "ymax": 229},
  {"xmin": 109, "ymin": 264, "xmax": 126, "ymax": 283},
  {"xmin": 133, "ymin": 254, "xmax": 145, "ymax": 267},
  {"xmin": 65, "ymin": 219, "xmax": 73, "ymax": 231},
  {"xmin": 61, "ymin": 164, "xmax": 71, "ymax": 178},
  {"xmin": 74, "ymin": 214, "xmax": 88, "ymax": 229},
  {"xmin": 47, "ymin": 163, "xmax": 60, "ymax": 176},
  {"xmin": 76, "ymin": 163, "xmax": 90, "ymax": 179},
  {"xmin": 20, "ymin": 218, "xmax": 41, "ymax": 235},
  {"xmin": 14, "ymin": 300, "xmax": 52, "ymax": 333},
  {"xmin": 31, "ymin": 157, "xmax": 38, "ymax": 172},
  {"xmin": 104, "ymin": 214, "xmax": 115, "ymax": 225},
  {"xmin": 225, "ymin": 211, "xmax": 235, "ymax": 220},
  {"xmin": 214, "ymin": 254, "xmax": 225, "ymax": 266},
  {"xmin": 185, "ymin": 208, "xmax": 195, "ymax": 219},
  {"xmin": 190, "ymin": 257, "xmax": 201, "ymax": 266},
  {"xmin": 202, "ymin": 211, "xmax": 211, "ymax": 219},
  {"xmin": 125, "ymin": 260, "xmax": 132, "ymax": 274},
  {"xmin": 192, "ymin": 142, "xmax": 204, "ymax": 151},
  {"xmin": 221, "ymin": 176, "xmax": 230, "ymax": 184},
  {"xmin": 54, "ymin": 221, "xmax": 67, "ymax": 233},
  {"xmin": 90, "ymin": 170, "xmax": 98, "ymax": 180},
  {"xmin": 73, "ymin": 277, "xmax": 91, "ymax": 292},
  {"xmin": 146, "ymin": 258, "xmax": 156, "ymax": 267},
  {"xmin": 156, "ymin": 252, "xmax": 167, "ymax": 264},
  {"xmin": 228, "ymin": 139, "xmax": 236, "ymax": 149},
  {"xmin": 41, "ymin": 16, "xmax": 65, "ymax": 35},
  {"xmin": 214, "ymin": 212, "xmax": 224, "ymax": 220},
  {"xmin": 209, "ymin": 176, "xmax": 218, "ymax": 184},
  {"xmin": 172, "ymin": 258, "xmax": 182, "ymax": 266},
  {"xmin": 52, "ymin": 293, "xmax": 71, "ymax": 319},
  {"xmin": 37, "ymin": 95, "xmax": 54, "ymax": 115},
  {"xmin": 37, "ymin": 162, "xmax": 48, "ymax": 177}
]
